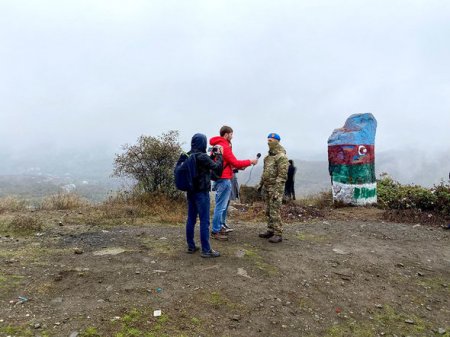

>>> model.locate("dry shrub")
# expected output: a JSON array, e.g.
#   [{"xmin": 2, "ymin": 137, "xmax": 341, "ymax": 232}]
[
  {"xmin": 9, "ymin": 214, "xmax": 41, "ymax": 234},
  {"xmin": 298, "ymin": 190, "xmax": 333, "ymax": 209},
  {"xmin": 103, "ymin": 191, "xmax": 186, "ymax": 224},
  {"xmin": 239, "ymin": 185, "xmax": 263, "ymax": 205},
  {"xmin": 135, "ymin": 193, "xmax": 186, "ymax": 223},
  {"xmin": 0, "ymin": 196, "xmax": 28, "ymax": 213},
  {"xmin": 281, "ymin": 202, "xmax": 326, "ymax": 222},
  {"xmin": 97, "ymin": 203, "xmax": 141, "ymax": 226},
  {"xmin": 229, "ymin": 202, "xmax": 265, "ymax": 223},
  {"xmin": 383, "ymin": 209, "xmax": 447, "ymax": 226},
  {"xmin": 41, "ymin": 193, "xmax": 89, "ymax": 210}
]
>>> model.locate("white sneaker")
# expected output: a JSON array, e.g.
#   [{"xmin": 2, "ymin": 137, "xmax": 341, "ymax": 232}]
[{"xmin": 222, "ymin": 224, "xmax": 234, "ymax": 232}]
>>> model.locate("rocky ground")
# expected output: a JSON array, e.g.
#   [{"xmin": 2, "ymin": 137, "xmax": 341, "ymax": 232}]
[{"xmin": 0, "ymin": 207, "xmax": 449, "ymax": 337}]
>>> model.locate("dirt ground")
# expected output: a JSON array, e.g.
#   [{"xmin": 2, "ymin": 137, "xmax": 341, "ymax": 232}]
[{"xmin": 0, "ymin": 206, "xmax": 449, "ymax": 337}]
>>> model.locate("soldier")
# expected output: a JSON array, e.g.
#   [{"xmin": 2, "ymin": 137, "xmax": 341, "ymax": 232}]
[{"xmin": 257, "ymin": 133, "xmax": 289, "ymax": 243}]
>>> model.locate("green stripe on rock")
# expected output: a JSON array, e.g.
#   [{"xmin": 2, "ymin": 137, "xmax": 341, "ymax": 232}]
[
  {"xmin": 353, "ymin": 186, "xmax": 376, "ymax": 199},
  {"xmin": 330, "ymin": 163, "xmax": 375, "ymax": 184}
]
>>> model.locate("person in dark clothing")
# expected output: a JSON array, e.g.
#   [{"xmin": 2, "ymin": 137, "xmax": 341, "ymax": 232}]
[
  {"xmin": 183, "ymin": 133, "xmax": 224, "ymax": 258},
  {"xmin": 284, "ymin": 160, "xmax": 297, "ymax": 200}
]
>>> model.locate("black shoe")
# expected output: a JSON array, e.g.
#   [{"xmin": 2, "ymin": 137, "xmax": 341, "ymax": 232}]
[
  {"xmin": 268, "ymin": 235, "xmax": 282, "ymax": 243},
  {"xmin": 187, "ymin": 247, "xmax": 200, "ymax": 254},
  {"xmin": 259, "ymin": 231, "xmax": 274, "ymax": 239},
  {"xmin": 201, "ymin": 249, "xmax": 221, "ymax": 258}
]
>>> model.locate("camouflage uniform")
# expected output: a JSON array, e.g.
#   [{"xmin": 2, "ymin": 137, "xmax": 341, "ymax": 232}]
[{"xmin": 259, "ymin": 142, "xmax": 289, "ymax": 236}]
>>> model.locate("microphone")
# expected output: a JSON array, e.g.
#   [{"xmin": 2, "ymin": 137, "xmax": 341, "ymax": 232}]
[{"xmin": 256, "ymin": 153, "xmax": 261, "ymax": 159}]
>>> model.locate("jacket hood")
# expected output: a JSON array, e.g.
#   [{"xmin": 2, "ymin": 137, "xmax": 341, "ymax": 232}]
[
  {"xmin": 191, "ymin": 133, "xmax": 207, "ymax": 153},
  {"xmin": 209, "ymin": 136, "xmax": 229, "ymax": 147}
]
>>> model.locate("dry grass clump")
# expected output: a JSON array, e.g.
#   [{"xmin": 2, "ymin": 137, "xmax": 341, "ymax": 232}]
[
  {"xmin": 9, "ymin": 214, "xmax": 41, "ymax": 234},
  {"xmin": 383, "ymin": 209, "xmax": 447, "ymax": 226},
  {"xmin": 281, "ymin": 201, "xmax": 326, "ymax": 222},
  {"xmin": 239, "ymin": 185, "xmax": 263, "ymax": 205},
  {"xmin": 229, "ymin": 202, "xmax": 265, "ymax": 223},
  {"xmin": 103, "ymin": 191, "xmax": 186, "ymax": 224},
  {"xmin": 41, "ymin": 193, "xmax": 89, "ymax": 210},
  {"xmin": 297, "ymin": 190, "xmax": 333, "ymax": 209},
  {"xmin": 0, "ymin": 196, "xmax": 28, "ymax": 213}
]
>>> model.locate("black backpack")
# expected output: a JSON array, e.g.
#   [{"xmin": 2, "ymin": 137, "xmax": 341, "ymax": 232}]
[{"xmin": 174, "ymin": 152, "xmax": 197, "ymax": 192}]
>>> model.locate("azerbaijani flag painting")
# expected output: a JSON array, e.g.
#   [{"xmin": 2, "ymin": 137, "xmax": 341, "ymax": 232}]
[{"xmin": 328, "ymin": 113, "xmax": 377, "ymax": 205}]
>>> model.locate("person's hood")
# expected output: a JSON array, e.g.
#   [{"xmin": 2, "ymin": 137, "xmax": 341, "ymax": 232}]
[
  {"xmin": 191, "ymin": 133, "xmax": 207, "ymax": 153},
  {"xmin": 269, "ymin": 142, "xmax": 286, "ymax": 155},
  {"xmin": 209, "ymin": 136, "xmax": 229, "ymax": 147}
]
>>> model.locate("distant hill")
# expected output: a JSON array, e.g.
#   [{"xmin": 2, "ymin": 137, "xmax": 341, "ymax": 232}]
[{"xmin": 0, "ymin": 147, "xmax": 448, "ymax": 201}]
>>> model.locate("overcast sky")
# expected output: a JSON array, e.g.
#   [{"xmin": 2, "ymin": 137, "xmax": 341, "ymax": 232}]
[{"xmin": 1, "ymin": 0, "xmax": 449, "ymax": 162}]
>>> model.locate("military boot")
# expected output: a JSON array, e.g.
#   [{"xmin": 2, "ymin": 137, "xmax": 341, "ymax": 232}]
[
  {"xmin": 268, "ymin": 235, "xmax": 282, "ymax": 243},
  {"xmin": 258, "ymin": 231, "xmax": 274, "ymax": 238}
]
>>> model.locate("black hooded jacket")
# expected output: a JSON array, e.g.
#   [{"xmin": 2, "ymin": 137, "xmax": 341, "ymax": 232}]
[{"xmin": 189, "ymin": 133, "xmax": 223, "ymax": 192}]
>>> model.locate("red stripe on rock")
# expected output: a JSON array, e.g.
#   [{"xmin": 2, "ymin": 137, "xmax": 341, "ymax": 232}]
[{"xmin": 328, "ymin": 144, "xmax": 375, "ymax": 166}]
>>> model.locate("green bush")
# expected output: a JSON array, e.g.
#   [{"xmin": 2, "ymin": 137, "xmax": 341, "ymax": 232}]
[
  {"xmin": 377, "ymin": 174, "xmax": 450, "ymax": 216},
  {"xmin": 113, "ymin": 130, "xmax": 182, "ymax": 198}
]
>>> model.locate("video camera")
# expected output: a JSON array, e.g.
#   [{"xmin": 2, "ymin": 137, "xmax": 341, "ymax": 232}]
[{"xmin": 209, "ymin": 145, "xmax": 222, "ymax": 154}]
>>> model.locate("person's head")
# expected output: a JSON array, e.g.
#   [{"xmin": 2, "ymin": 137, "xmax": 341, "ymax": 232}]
[
  {"xmin": 191, "ymin": 133, "xmax": 207, "ymax": 153},
  {"xmin": 289, "ymin": 160, "xmax": 293, "ymax": 165},
  {"xmin": 220, "ymin": 125, "xmax": 233, "ymax": 141},
  {"xmin": 267, "ymin": 133, "xmax": 281, "ymax": 150}
]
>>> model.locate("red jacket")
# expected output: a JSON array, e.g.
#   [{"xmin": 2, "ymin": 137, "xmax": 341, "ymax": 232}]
[{"xmin": 209, "ymin": 136, "xmax": 252, "ymax": 179}]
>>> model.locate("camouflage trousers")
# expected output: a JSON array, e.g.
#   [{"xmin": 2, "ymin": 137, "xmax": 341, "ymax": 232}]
[{"xmin": 265, "ymin": 186, "xmax": 284, "ymax": 236}]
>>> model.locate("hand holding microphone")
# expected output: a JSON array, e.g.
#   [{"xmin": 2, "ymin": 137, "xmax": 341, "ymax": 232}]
[{"xmin": 251, "ymin": 153, "xmax": 261, "ymax": 165}]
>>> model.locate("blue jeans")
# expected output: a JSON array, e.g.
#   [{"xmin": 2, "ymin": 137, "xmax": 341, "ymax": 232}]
[
  {"xmin": 212, "ymin": 179, "xmax": 231, "ymax": 233},
  {"xmin": 186, "ymin": 191, "xmax": 211, "ymax": 253}
]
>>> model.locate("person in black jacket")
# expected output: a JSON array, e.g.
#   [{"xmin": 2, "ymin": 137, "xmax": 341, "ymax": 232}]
[
  {"xmin": 185, "ymin": 133, "xmax": 223, "ymax": 258},
  {"xmin": 284, "ymin": 160, "xmax": 297, "ymax": 200}
]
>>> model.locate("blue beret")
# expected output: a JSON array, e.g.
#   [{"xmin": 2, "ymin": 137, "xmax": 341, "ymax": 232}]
[{"xmin": 267, "ymin": 133, "xmax": 281, "ymax": 141}]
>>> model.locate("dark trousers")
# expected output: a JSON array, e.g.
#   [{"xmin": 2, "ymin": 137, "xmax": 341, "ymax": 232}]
[
  {"xmin": 284, "ymin": 181, "xmax": 295, "ymax": 200},
  {"xmin": 186, "ymin": 191, "xmax": 211, "ymax": 253}
]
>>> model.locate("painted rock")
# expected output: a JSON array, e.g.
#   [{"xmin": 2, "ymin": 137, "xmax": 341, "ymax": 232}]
[{"xmin": 328, "ymin": 113, "xmax": 377, "ymax": 205}]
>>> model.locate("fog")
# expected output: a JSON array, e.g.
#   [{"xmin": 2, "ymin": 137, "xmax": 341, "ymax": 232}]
[{"xmin": 1, "ymin": 0, "xmax": 449, "ymax": 187}]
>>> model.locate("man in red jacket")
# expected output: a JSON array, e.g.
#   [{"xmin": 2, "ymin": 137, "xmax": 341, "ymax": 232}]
[{"xmin": 209, "ymin": 126, "xmax": 259, "ymax": 240}]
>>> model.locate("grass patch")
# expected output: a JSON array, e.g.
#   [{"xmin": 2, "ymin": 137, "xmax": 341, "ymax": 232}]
[
  {"xmin": 417, "ymin": 277, "xmax": 450, "ymax": 294},
  {"xmin": 141, "ymin": 237, "xmax": 176, "ymax": 256},
  {"xmin": 296, "ymin": 232, "xmax": 328, "ymax": 243},
  {"xmin": 0, "ymin": 246, "xmax": 66, "ymax": 270},
  {"xmin": 108, "ymin": 308, "xmax": 190, "ymax": 337},
  {"xmin": 0, "ymin": 325, "xmax": 35, "ymax": 337},
  {"xmin": 243, "ymin": 248, "xmax": 278, "ymax": 276},
  {"xmin": 80, "ymin": 326, "xmax": 101, "ymax": 337},
  {"xmin": 209, "ymin": 291, "xmax": 227, "ymax": 308},
  {"xmin": 0, "ymin": 273, "xmax": 25, "ymax": 296},
  {"xmin": 297, "ymin": 296, "xmax": 315, "ymax": 311},
  {"xmin": 191, "ymin": 317, "xmax": 201, "ymax": 325}
]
